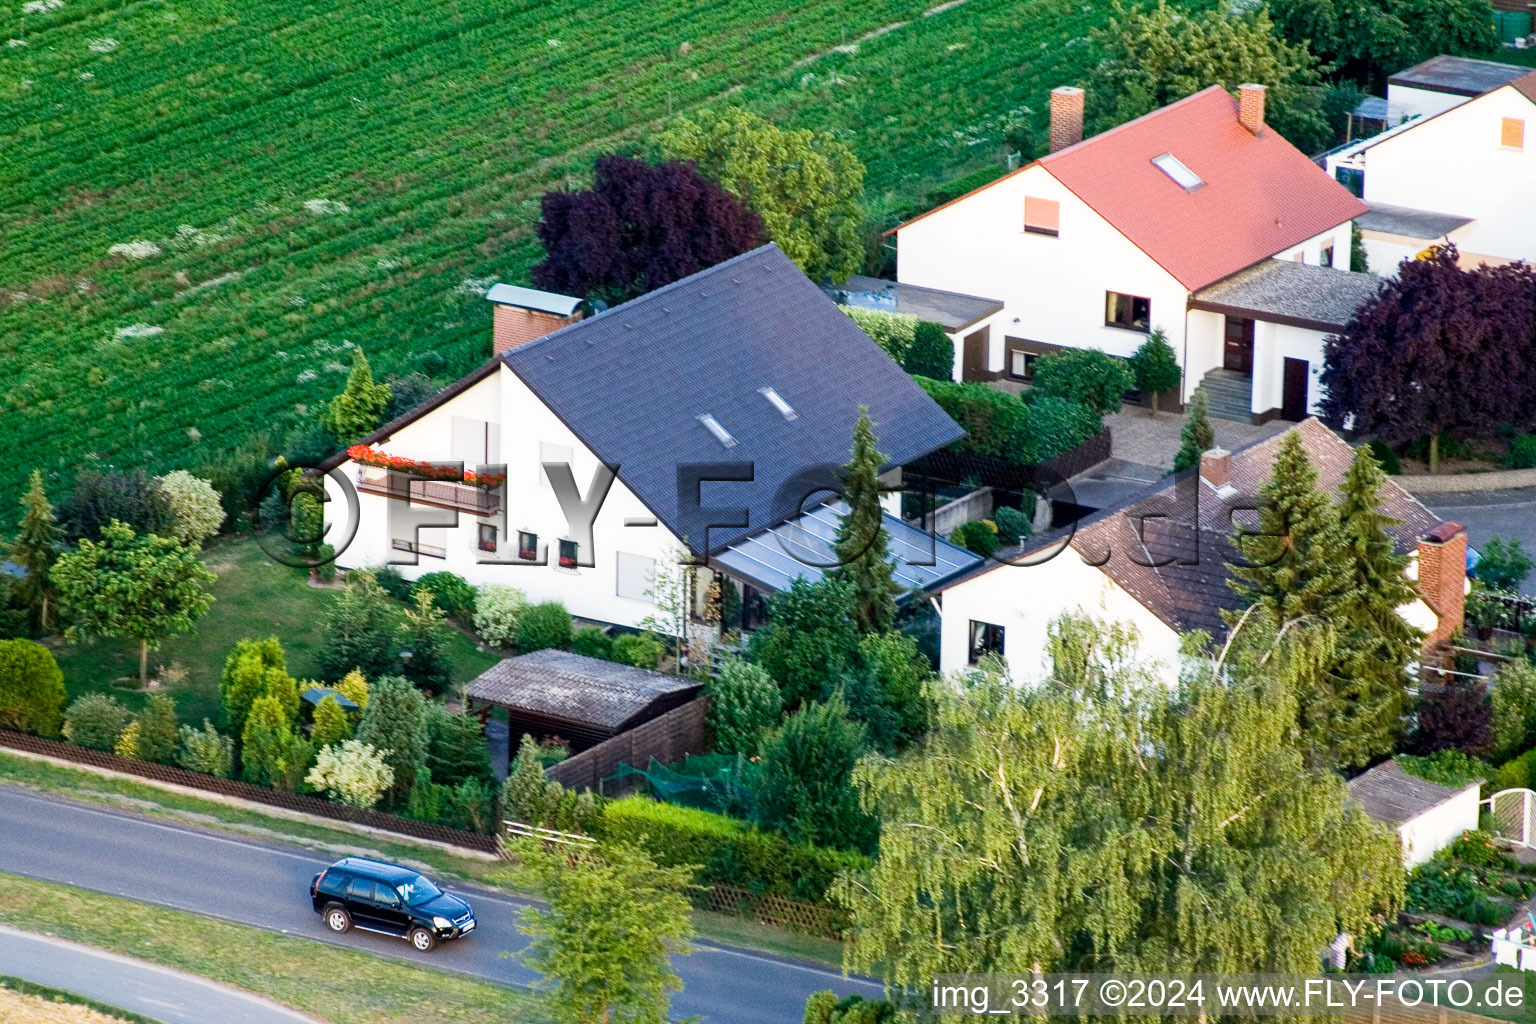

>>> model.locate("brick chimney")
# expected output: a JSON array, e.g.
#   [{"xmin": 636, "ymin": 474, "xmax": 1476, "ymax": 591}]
[
  {"xmin": 1416, "ymin": 521, "xmax": 1468, "ymax": 652},
  {"xmin": 486, "ymin": 284, "xmax": 583, "ymax": 356},
  {"xmin": 1238, "ymin": 83, "xmax": 1266, "ymax": 136},
  {"xmin": 1049, "ymin": 86, "xmax": 1085, "ymax": 153},
  {"xmin": 1199, "ymin": 448, "xmax": 1231, "ymax": 489}
]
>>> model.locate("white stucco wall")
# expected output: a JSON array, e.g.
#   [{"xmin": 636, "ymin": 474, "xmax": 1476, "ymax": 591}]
[
  {"xmin": 1357, "ymin": 85, "xmax": 1536, "ymax": 266},
  {"xmin": 1385, "ymin": 85, "xmax": 1469, "ymax": 125},
  {"xmin": 1398, "ymin": 783, "xmax": 1481, "ymax": 869},
  {"xmin": 1248, "ymin": 320, "xmax": 1331, "ymax": 416},
  {"xmin": 1271, "ymin": 223, "xmax": 1354, "ymax": 270},
  {"xmin": 895, "ymin": 165, "xmax": 1191, "ymax": 374},
  {"xmin": 936, "ymin": 547, "xmax": 1183, "ymax": 679},
  {"xmin": 325, "ymin": 364, "xmax": 686, "ymax": 629}
]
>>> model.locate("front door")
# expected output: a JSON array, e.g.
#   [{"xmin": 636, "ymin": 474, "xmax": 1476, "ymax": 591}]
[
  {"xmin": 1282, "ymin": 357, "xmax": 1309, "ymax": 421},
  {"xmin": 1223, "ymin": 317, "xmax": 1254, "ymax": 374},
  {"xmin": 962, "ymin": 326, "xmax": 989, "ymax": 381}
]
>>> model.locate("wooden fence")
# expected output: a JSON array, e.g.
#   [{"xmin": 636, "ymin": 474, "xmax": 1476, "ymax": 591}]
[
  {"xmin": 544, "ymin": 696, "xmax": 711, "ymax": 794},
  {"xmin": 0, "ymin": 729, "xmax": 499, "ymax": 853}
]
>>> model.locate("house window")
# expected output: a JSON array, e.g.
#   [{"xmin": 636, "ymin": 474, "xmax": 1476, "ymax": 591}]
[
  {"xmin": 616, "ymin": 552, "xmax": 656, "ymax": 601},
  {"xmin": 1502, "ymin": 117, "xmax": 1525, "ymax": 149},
  {"xmin": 968, "ymin": 620, "xmax": 1005, "ymax": 665},
  {"xmin": 1023, "ymin": 197, "xmax": 1060, "ymax": 236},
  {"xmin": 1009, "ymin": 349, "xmax": 1036, "ymax": 380},
  {"xmin": 1105, "ymin": 292, "xmax": 1151, "ymax": 332},
  {"xmin": 477, "ymin": 524, "xmax": 497, "ymax": 553},
  {"xmin": 538, "ymin": 442, "xmax": 573, "ymax": 487},
  {"xmin": 558, "ymin": 539, "xmax": 579, "ymax": 569},
  {"xmin": 1320, "ymin": 241, "xmax": 1335, "ymax": 268},
  {"xmin": 517, "ymin": 530, "xmax": 538, "ymax": 562}
]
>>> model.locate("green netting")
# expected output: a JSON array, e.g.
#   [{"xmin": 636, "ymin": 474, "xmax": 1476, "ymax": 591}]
[{"xmin": 608, "ymin": 753, "xmax": 758, "ymax": 817}]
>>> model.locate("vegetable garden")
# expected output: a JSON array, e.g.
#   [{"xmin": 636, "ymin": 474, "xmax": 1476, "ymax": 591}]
[{"xmin": 0, "ymin": 0, "xmax": 1122, "ymax": 507}]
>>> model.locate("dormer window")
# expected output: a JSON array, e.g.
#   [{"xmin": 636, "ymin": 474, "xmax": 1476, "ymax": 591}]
[
  {"xmin": 697, "ymin": 413, "xmax": 737, "ymax": 448},
  {"xmin": 1151, "ymin": 153, "xmax": 1203, "ymax": 190},
  {"xmin": 758, "ymin": 387, "xmax": 797, "ymax": 420}
]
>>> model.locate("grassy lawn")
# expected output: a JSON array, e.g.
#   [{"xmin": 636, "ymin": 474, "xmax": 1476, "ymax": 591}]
[
  {"xmin": 0, "ymin": 752, "xmax": 848, "ymax": 969},
  {"xmin": 47, "ymin": 536, "xmax": 501, "ymax": 723},
  {"xmin": 0, "ymin": 872, "xmax": 547, "ymax": 1024}
]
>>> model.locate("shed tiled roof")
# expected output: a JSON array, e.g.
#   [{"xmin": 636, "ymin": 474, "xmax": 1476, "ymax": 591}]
[
  {"xmin": 1349, "ymin": 760, "xmax": 1474, "ymax": 826},
  {"xmin": 503, "ymin": 244, "xmax": 964, "ymax": 554},
  {"xmin": 465, "ymin": 649, "xmax": 701, "ymax": 731},
  {"xmin": 1191, "ymin": 259, "xmax": 1385, "ymax": 331},
  {"xmin": 938, "ymin": 419, "xmax": 1448, "ymax": 643},
  {"xmin": 1037, "ymin": 87, "xmax": 1368, "ymax": 290}
]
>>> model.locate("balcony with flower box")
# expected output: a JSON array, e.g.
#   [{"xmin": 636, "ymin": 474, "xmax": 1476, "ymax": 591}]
[{"xmin": 349, "ymin": 445, "xmax": 503, "ymax": 518}]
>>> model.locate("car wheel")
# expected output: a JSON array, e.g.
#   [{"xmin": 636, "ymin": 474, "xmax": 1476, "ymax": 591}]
[
  {"xmin": 324, "ymin": 906, "xmax": 352, "ymax": 934},
  {"xmin": 409, "ymin": 927, "xmax": 436, "ymax": 952}
]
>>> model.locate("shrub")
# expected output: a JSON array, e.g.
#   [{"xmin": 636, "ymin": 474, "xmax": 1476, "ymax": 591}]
[
  {"xmin": 411, "ymin": 571, "xmax": 476, "ymax": 619},
  {"xmin": 0, "ymin": 639, "xmax": 66, "ymax": 737},
  {"xmin": 755, "ymin": 693, "xmax": 876, "ymax": 853},
  {"xmin": 311, "ymin": 694, "xmax": 353, "ymax": 748},
  {"xmin": 177, "ymin": 720, "xmax": 234, "ymax": 777},
  {"xmin": 132, "ymin": 692, "xmax": 179, "ymax": 764},
  {"xmin": 1368, "ymin": 440, "xmax": 1402, "ymax": 476},
  {"xmin": 1396, "ymin": 750, "xmax": 1493, "ymax": 788},
  {"xmin": 913, "ymin": 377, "xmax": 1031, "ymax": 460},
  {"xmin": 748, "ymin": 577, "xmax": 859, "ymax": 710},
  {"xmin": 1020, "ymin": 394, "xmax": 1103, "ymax": 462},
  {"xmin": 1492, "ymin": 659, "xmax": 1536, "ymax": 761},
  {"xmin": 155, "ymin": 470, "xmax": 226, "ymax": 547},
  {"xmin": 803, "ymin": 992, "xmax": 899, "ymax": 1024},
  {"xmin": 517, "ymin": 602, "xmax": 573, "ymax": 652},
  {"xmin": 240, "ymin": 695, "xmax": 292, "ymax": 787},
  {"xmin": 1128, "ymin": 329, "xmax": 1180, "ymax": 413},
  {"xmin": 571, "ymin": 626, "xmax": 613, "ymax": 660},
  {"xmin": 398, "ymin": 590, "xmax": 452, "ymax": 696},
  {"xmin": 472, "ymin": 584, "xmax": 527, "ymax": 647},
  {"xmin": 600, "ymin": 795, "xmax": 871, "ymax": 903},
  {"xmin": 405, "ymin": 767, "xmax": 498, "ymax": 832},
  {"xmin": 950, "ymin": 520, "xmax": 999, "ymax": 557},
  {"xmin": 316, "ymin": 571, "xmax": 397, "ymax": 681},
  {"xmin": 306, "ymin": 739, "xmax": 395, "ymax": 809},
  {"xmin": 355, "ymin": 675, "xmax": 429, "ymax": 804},
  {"xmin": 1031, "ymin": 348, "xmax": 1134, "ymax": 415},
  {"xmin": 371, "ymin": 565, "xmax": 412, "ymax": 602},
  {"xmin": 384, "ymin": 372, "xmax": 437, "ymax": 421},
  {"xmin": 1415, "ymin": 678, "xmax": 1493, "ymax": 758},
  {"xmin": 62, "ymin": 694, "xmax": 132, "ymax": 751},
  {"xmin": 905, "ymin": 321, "xmax": 954, "ymax": 380},
  {"xmin": 333, "ymin": 669, "xmax": 370, "ymax": 710},
  {"xmin": 1476, "ymin": 537, "xmax": 1533, "ymax": 593},
  {"xmin": 994, "ymin": 505, "xmax": 1032, "ymax": 546},
  {"xmin": 1448, "ymin": 829, "xmax": 1504, "ymax": 868},
  {"xmin": 114, "ymin": 720, "xmax": 141, "ymax": 758},
  {"xmin": 57, "ymin": 469, "xmax": 174, "ymax": 542},
  {"xmin": 219, "ymin": 637, "xmax": 296, "ymax": 736},
  {"xmin": 707, "ymin": 659, "xmax": 782, "ymax": 756},
  {"xmin": 425, "ymin": 704, "xmax": 494, "ymax": 787},
  {"xmin": 1508, "ymin": 435, "xmax": 1536, "ymax": 470},
  {"xmin": 611, "ymin": 632, "xmax": 665, "ymax": 669},
  {"xmin": 841, "ymin": 306, "xmax": 916, "ymax": 365},
  {"xmin": 1494, "ymin": 748, "xmax": 1536, "ymax": 792},
  {"xmin": 315, "ymin": 543, "xmax": 337, "ymax": 583}
]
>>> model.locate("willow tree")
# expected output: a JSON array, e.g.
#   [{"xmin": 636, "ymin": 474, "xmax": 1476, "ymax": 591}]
[{"xmin": 838, "ymin": 613, "xmax": 1403, "ymax": 993}]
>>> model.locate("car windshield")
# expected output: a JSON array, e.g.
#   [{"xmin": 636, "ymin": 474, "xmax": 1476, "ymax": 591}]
[{"xmin": 397, "ymin": 875, "xmax": 443, "ymax": 905}]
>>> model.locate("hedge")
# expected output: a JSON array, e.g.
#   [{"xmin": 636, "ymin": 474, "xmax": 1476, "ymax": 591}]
[
  {"xmin": 914, "ymin": 376, "xmax": 1101, "ymax": 465},
  {"xmin": 599, "ymin": 795, "xmax": 871, "ymax": 903},
  {"xmin": 842, "ymin": 306, "xmax": 917, "ymax": 366}
]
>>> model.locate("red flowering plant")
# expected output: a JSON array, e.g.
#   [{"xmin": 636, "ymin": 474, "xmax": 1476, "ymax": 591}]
[{"xmin": 347, "ymin": 445, "xmax": 507, "ymax": 490}]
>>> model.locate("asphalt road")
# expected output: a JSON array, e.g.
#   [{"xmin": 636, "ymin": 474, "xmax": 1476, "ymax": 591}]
[
  {"xmin": 0, "ymin": 924, "xmax": 323, "ymax": 1024},
  {"xmin": 1422, "ymin": 489, "xmax": 1536, "ymax": 557},
  {"xmin": 0, "ymin": 787, "xmax": 882, "ymax": 1022}
]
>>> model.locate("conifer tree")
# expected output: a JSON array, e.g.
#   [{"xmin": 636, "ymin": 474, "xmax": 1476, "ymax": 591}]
[
  {"xmin": 240, "ymin": 695, "xmax": 291, "ymax": 787},
  {"xmin": 1173, "ymin": 388, "xmax": 1215, "ymax": 472},
  {"xmin": 322, "ymin": 348, "xmax": 392, "ymax": 443},
  {"xmin": 311, "ymin": 693, "xmax": 353, "ymax": 748},
  {"xmin": 830, "ymin": 408, "xmax": 898, "ymax": 635},
  {"xmin": 10, "ymin": 470, "xmax": 61, "ymax": 633},
  {"xmin": 1331, "ymin": 444, "xmax": 1422, "ymax": 763}
]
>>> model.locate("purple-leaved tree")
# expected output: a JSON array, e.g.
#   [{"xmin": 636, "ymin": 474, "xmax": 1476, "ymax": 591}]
[
  {"xmin": 1321, "ymin": 246, "xmax": 1536, "ymax": 472},
  {"xmin": 531, "ymin": 154, "xmax": 766, "ymax": 305}
]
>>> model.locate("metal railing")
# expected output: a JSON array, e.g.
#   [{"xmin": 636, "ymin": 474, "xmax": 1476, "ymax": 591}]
[{"xmin": 356, "ymin": 465, "xmax": 499, "ymax": 517}]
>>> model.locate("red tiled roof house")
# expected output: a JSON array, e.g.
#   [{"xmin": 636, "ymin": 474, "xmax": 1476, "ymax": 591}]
[{"xmin": 890, "ymin": 84, "xmax": 1382, "ymax": 424}]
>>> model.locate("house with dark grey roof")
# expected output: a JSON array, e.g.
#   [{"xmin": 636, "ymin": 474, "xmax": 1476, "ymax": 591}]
[
  {"xmin": 322, "ymin": 243, "xmax": 974, "ymax": 633},
  {"xmin": 466, "ymin": 649, "xmax": 702, "ymax": 754},
  {"xmin": 1348, "ymin": 760, "xmax": 1481, "ymax": 868},
  {"xmin": 1326, "ymin": 61, "xmax": 1536, "ymax": 271},
  {"xmin": 890, "ymin": 81, "xmax": 1378, "ymax": 425},
  {"xmin": 930, "ymin": 419, "xmax": 1469, "ymax": 678}
]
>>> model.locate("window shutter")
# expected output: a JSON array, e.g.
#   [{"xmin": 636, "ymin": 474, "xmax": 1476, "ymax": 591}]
[
  {"xmin": 1502, "ymin": 117, "xmax": 1525, "ymax": 149},
  {"xmin": 1023, "ymin": 197, "xmax": 1060, "ymax": 236}
]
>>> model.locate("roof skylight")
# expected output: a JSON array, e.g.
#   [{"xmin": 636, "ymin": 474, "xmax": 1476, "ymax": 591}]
[
  {"xmin": 697, "ymin": 413, "xmax": 737, "ymax": 448},
  {"xmin": 1151, "ymin": 152, "xmax": 1203, "ymax": 190},
  {"xmin": 758, "ymin": 386, "xmax": 797, "ymax": 421}
]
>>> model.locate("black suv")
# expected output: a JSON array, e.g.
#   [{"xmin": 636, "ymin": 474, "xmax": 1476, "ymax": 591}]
[{"xmin": 310, "ymin": 857, "xmax": 475, "ymax": 952}]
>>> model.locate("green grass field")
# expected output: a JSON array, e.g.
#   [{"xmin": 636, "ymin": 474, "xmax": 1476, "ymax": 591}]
[
  {"xmin": 0, "ymin": 0, "xmax": 1115, "ymax": 507},
  {"xmin": 47, "ymin": 535, "xmax": 501, "ymax": 723}
]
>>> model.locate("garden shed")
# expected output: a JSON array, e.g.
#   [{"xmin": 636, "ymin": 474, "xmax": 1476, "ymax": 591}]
[
  {"xmin": 466, "ymin": 649, "xmax": 702, "ymax": 762},
  {"xmin": 1349, "ymin": 760, "xmax": 1482, "ymax": 868}
]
